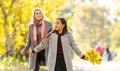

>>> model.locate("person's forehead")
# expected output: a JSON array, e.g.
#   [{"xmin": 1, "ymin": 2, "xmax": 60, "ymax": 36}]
[
  {"xmin": 56, "ymin": 19, "xmax": 61, "ymax": 22},
  {"xmin": 35, "ymin": 10, "xmax": 41, "ymax": 13}
]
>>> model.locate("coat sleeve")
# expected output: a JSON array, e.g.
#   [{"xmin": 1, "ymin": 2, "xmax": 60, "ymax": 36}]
[
  {"xmin": 46, "ymin": 20, "xmax": 52, "ymax": 33},
  {"xmin": 48, "ymin": 22, "xmax": 52, "ymax": 33},
  {"xmin": 68, "ymin": 33, "xmax": 83, "ymax": 57},
  {"xmin": 22, "ymin": 26, "xmax": 31, "ymax": 52},
  {"xmin": 33, "ymin": 36, "xmax": 49, "ymax": 53}
]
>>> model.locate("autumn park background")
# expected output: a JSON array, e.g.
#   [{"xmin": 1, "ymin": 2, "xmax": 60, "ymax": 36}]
[{"xmin": 0, "ymin": 0, "xmax": 120, "ymax": 71}]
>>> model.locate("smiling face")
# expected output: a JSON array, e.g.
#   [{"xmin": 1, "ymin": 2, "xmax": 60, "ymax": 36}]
[
  {"xmin": 54, "ymin": 18, "xmax": 65, "ymax": 32},
  {"xmin": 34, "ymin": 10, "xmax": 43, "ymax": 21}
]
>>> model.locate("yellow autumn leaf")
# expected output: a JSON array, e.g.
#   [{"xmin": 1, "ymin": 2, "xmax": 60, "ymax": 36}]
[{"xmin": 85, "ymin": 48, "xmax": 101, "ymax": 65}]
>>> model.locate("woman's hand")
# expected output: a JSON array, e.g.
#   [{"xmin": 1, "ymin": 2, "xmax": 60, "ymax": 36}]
[
  {"xmin": 29, "ymin": 50, "xmax": 35, "ymax": 56},
  {"xmin": 33, "ymin": 40, "xmax": 37, "ymax": 45},
  {"xmin": 20, "ymin": 49, "xmax": 25, "ymax": 55},
  {"xmin": 81, "ymin": 55, "xmax": 88, "ymax": 60}
]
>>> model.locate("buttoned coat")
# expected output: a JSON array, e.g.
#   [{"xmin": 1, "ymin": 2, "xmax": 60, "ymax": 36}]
[{"xmin": 34, "ymin": 32, "xmax": 83, "ymax": 71}]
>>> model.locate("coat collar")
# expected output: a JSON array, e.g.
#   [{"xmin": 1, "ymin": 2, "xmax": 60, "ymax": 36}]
[{"xmin": 55, "ymin": 30, "xmax": 65, "ymax": 36}]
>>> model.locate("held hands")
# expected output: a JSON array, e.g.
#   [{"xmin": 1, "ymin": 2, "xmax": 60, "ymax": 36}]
[
  {"xmin": 33, "ymin": 40, "xmax": 37, "ymax": 45},
  {"xmin": 20, "ymin": 49, "xmax": 35, "ymax": 56},
  {"xmin": 29, "ymin": 50, "xmax": 35, "ymax": 56}
]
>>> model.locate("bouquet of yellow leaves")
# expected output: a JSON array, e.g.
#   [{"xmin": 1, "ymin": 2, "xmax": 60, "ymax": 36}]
[{"xmin": 85, "ymin": 48, "xmax": 101, "ymax": 65}]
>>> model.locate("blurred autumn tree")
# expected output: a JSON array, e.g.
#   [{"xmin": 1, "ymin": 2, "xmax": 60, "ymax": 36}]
[
  {"xmin": 0, "ymin": 0, "xmax": 73, "ymax": 59},
  {"xmin": 0, "ymin": 0, "xmax": 120, "ymax": 62},
  {"xmin": 73, "ymin": 1, "xmax": 111, "ymax": 51},
  {"xmin": 110, "ymin": 6, "xmax": 120, "ymax": 51},
  {"xmin": 72, "ymin": 0, "xmax": 120, "ymax": 61},
  {"xmin": 109, "ymin": 0, "xmax": 120, "ymax": 61}
]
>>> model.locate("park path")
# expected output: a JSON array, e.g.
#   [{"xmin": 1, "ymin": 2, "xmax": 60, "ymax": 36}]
[{"xmin": 73, "ymin": 60, "xmax": 120, "ymax": 71}]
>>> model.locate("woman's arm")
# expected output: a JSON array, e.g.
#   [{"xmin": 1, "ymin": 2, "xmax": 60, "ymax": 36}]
[
  {"xmin": 21, "ymin": 34, "xmax": 31, "ymax": 55},
  {"xmin": 33, "ymin": 36, "xmax": 49, "ymax": 53},
  {"xmin": 23, "ymin": 26, "xmax": 31, "ymax": 51},
  {"xmin": 21, "ymin": 26, "xmax": 31, "ymax": 55},
  {"xmin": 23, "ymin": 34, "xmax": 31, "ymax": 52},
  {"xmin": 48, "ymin": 21, "xmax": 52, "ymax": 32},
  {"xmin": 68, "ymin": 33, "xmax": 83, "ymax": 57}
]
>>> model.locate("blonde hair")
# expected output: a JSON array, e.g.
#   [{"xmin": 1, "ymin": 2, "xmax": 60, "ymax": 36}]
[{"xmin": 30, "ymin": 7, "xmax": 46, "ymax": 23}]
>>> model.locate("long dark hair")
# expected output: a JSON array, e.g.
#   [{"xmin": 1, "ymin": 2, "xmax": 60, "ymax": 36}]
[
  {"xmin": 57, "ymin": 18, "xmax": 68, "ymax": 33},
  {"xmin": 45, "ymin": 18, "xmax": 68, "ymax": 38}
]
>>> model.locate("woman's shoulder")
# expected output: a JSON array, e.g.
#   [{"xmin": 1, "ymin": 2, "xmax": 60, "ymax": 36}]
[
  {"xmin": 65, "ymin": 32, "xmax": 72, "ymax": 36},
  {"xmin": 50, "ymin": 32, "xmax": 73, "ymax": 37},
  {"xmin": 65, "ymin": 32, "xmax": 75, "ymax": 40},
  {"xmin": 28, "ymin": 23, "xmax": 34, "ymax": 29},
  {"xmin": 45, "ymin": 20, "xmax": 51, "ymax": 24},
  {"xmin": 28, "ymin": 21, "xmax": 34, "ymax": 26}
]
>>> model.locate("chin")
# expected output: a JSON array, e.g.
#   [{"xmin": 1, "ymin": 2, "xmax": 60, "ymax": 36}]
[
  {"xmin": 55, "ymin": 28, "xmax": 58, "ymax": 31},
  {"xmin": 38, "ymin": 18, "xmax": 42, "ymax": 20}
]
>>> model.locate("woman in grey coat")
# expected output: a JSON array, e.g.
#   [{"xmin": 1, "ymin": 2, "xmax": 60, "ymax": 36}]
[
  {"xmin": 20, "ymin": 8, "xmax": 52, "ymax": 71},
  {"xmin": 30, "ymin": 18, "xmax": 86, "ymax": 71}
]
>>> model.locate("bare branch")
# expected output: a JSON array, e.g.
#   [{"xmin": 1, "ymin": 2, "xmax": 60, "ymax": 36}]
[
  {"xmin": 8, "ymin": 0, "xmax": 16, "ymax": 14},
  {"xmin": 0, "ymin": 3, "xmax": 8, "ymax": 25}
]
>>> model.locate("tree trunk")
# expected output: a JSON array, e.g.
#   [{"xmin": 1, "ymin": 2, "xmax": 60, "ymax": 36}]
[
  {"xmin": 0, "ymin": 3, "xmax": 14, "ymax": 56},
  {"xmin": 4, "ymin": 27, "xmax": 14, "ymax": 56}
]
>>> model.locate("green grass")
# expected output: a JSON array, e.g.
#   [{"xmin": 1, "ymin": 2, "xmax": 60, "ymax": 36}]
[
  {"xmin": 0, "ymin": 63, "xmax": 47, "ymax": 71},
  {"xmin": 0, "ymin": 56, "xmax": 47, "ymax": 71}
]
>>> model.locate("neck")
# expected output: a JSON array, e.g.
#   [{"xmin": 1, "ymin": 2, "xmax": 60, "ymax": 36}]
[
  {"xmin": 58, "ymin": 29, "xmax": 63, "ymax": 34},
  {"xmin": 35, "ymin": 19, "xmax": 40, "ymax": 22}
]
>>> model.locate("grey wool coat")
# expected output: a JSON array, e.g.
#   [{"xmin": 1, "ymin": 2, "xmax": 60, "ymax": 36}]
[
  {"xmin": 33, "ymin": 32, "xmax": 83, "ymax": 71},
  {"xmin": 22, "ymin": 20, "xmax": 52, "ymax": 70}
]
